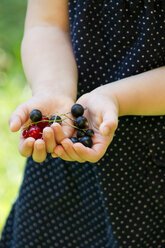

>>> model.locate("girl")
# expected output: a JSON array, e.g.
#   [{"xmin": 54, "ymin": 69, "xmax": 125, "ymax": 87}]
[{"xmin": 1, "ymin": 0, "xmax": 165, "ymax": 247}]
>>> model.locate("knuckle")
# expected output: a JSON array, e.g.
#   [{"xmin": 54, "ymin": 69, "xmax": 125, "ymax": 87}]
[{"xmin": 110, "ymin": 120, "xmax": 118, "ymax": 131}]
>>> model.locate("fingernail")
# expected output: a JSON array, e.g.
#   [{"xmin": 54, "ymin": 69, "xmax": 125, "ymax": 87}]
[
  {"xmin": 27, "ymin": 139, "xmax": 34, "ymax": 147},
  {"xmin": 52, "ymin": 153, "xmax": 58, "ymax": 158},
  {"xmin": 56, "ymin": 151, "xmax": 62, "ymax": 156},
  {"xmin": 9, "ymin": 121, "xmax": 14, "ymax": 130},
  {"xmin": 36, "ymin": 143, "xmax": 44, "ymax": 149}
]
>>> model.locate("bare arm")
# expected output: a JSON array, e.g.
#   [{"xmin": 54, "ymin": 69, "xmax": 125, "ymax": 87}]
[
  {"xmin": 10, "ymin": 0, "xmax": 77, "ymax": 131},
  {"xmin": 95, "ymin": 66, "xmax": 165, "ymax": 116},
  {"xmin": 21, "ymin": 0, "xmax": 77, "ymax": 99},
  {"xmin": 9, "ymin": 0, "xmax": 78, "ymax": 162}
]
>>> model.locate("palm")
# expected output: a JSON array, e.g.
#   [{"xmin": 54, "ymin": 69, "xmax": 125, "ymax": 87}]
[
  {"xmin": 75, "ymin": 95, "xmax": 115, "ymax": 160},
  {"xmin": 9, "ymin": 92, "xmax": 75, "ymax": 163},
  {"xmin": 56, "ymin": 93, "xmax": 118, "ymax": 163},
  {"xmin": 10, "ymin": 93, "xmax": 74, "ymax": 131}
]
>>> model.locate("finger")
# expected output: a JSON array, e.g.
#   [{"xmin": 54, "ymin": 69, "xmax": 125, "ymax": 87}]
[
  {"xmin": 9, "ymin": 103, "xmax": 29, "ymax": 132},
  {"xmin": 99, "ymin": 110, "xmax": 118, "ymax": 136},
  {"xmin": 18, "ymin": 136, "xmax": 35, "ymax": 157},
  {"xmin": 32, "ymin": 139, "xmax": 47, "ymax": 163},
  {"xmin": 61, "ymin": 139, "xmax": 86, "ymax": 163},
  {"xmin": 51, "ymin": 152, "xmax": 58, "ymax": 158},
  {"xmin": 61, "ymin": 112, "xmax": 75, "ymax": 138},
  {"xmin": 51, "ymin": 123, "xmax": 66, "ymax": 144},
  {"xmin": 53, "ymin": 145, "xmax": 74, "ymax": 161},
  {"xmin": 73, "ymin": 142, "xmax": 108, "ymax": 163},
  {"xmin": 42, "ymin": 127, "xmax": 56, "ymax": 153}
]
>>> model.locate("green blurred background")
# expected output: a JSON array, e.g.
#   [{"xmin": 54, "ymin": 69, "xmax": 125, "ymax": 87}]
[{"xmin": 0, "ymin": 0, "xmax": 31, "ymax": 234}]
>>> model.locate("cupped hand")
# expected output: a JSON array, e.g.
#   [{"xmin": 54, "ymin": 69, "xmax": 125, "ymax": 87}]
[
  {"xmin": 9, "ymin": 91, "xmax": 74, "ymax": 162},
  {"xmin": 52, "ymin": 91, "xmax": 119, "ymax": 163}
]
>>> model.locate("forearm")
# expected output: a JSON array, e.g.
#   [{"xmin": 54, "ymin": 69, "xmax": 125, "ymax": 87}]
[
  {"xmin": 21, "ymin": 26, "xmax": 78, "ymax": 100},
  {"xmin": 95, "ymin": 66, "xmax": 165, "ymax": 116}
]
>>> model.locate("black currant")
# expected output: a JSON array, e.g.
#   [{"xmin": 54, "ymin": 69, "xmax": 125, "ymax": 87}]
[
  {"xmin": 50, "ymin": 115, "xmax": 62, "ymax": 124},
  {"xmin": 29, "ymin": 109, "xmax": 42, "ymax": 122},
  {"xmin": 70, "ymin": 137, "xmax": 79, "ymax": 143},
  {"xmin": 86, "ymin": 129, "xmax": 94, "ymax": 137},
  {"xmin": 79, "ymin": 136, "xmax": 93, "ymax": 148},
  {"xmin": 77, "ymin": 130, "xmax": 86, "ymax": 138},
  {"xmin": 71, "ymin": 104, "xmax": 84, "ymax": 117},
  {"xmin": 75, "ymin": 116, "xmax": 88, "ymax": 129}
]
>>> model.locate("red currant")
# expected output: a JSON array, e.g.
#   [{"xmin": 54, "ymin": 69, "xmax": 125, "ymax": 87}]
[
  {"xmin": 21, "ymin": 108, "xmax": 94, "ymax": 146},
  {"xmin": 37, "ymin": 116, "xmax": 50, "ymax": 130},
  {"xmin": 22, "ymin": 129, "xmax": 29, "ymax": 138},
  {"xmin": 28, "ymin": 126, "xmax": 42, "ymax": 140}
]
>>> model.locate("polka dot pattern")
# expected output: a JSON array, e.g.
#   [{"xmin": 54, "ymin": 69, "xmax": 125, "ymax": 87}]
[
  {"xmin": 99, "ymin": 116, "xmax": 165, "ymax": 247},
  {"xmin": 69, "ymin": 0, "xmax": 165, "ymax": 97},
  {"xmin": 0, "ymin": 158, "xmax": 118, "ymax": 247},
  {"xmin": 1, "ymin": 0, "xmax": 165, "ymax": 247}
]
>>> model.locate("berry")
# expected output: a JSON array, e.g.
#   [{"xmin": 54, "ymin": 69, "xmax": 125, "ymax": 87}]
[
  {"xmin": 29, "ymin": 109, "xmax": 42, "ymax": 122},
  {"xmin": 75, "ymin": 116, "xmax": 88, "ymax": 129},
  {"xmin": 22, "ymin": 108, "xmax": 95, "ymax": 142},
  {"xmin": 86, "ymin": 129, "xmax": 94, "ymax": 137},
  {"xmin": 37, "ymin": 116, "xmax": 50, "ymax": 130},
  {"xmin": 79, "ymin": 136, "xmax": 93, "ymax": 148},
  {"xmin": 77, "ymin": 130, "xmax": 86, "ymax": 138},
  {"xmin": 71, "ymin": 104, "xmax": 84, "ymax": 117},
  {"xmin": 22, "ymin": 129, "xmax": 29, "ymax": 138},
  {"xmin": 28, "ymin": 126, "xmax": 42, "ymax": 140},
  {"xmin": 70, "ymin": 137, "xmax": 79, "ymax": 143},
  {"xmin": 50, "ymin": 115, "xmax": 62, "ymax": 124}
]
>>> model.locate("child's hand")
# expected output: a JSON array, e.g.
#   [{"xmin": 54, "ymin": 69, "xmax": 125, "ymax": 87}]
[
  {"xmin": 53, "ymin": 91, "xmax": 119, "ymax": 163},
  {"xmin": 9, "ymin": 92, "xmax": 74, "ymax": 162}
]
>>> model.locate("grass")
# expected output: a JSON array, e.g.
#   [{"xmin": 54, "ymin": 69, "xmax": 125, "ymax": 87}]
[{"xmin": 0, "ymin": 0, "xmax": 31, "ymax": 234}]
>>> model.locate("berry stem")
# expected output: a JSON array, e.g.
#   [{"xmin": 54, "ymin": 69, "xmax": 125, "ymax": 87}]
[
  {"xmin": 49, "ymin": 118, "xmax": 67, "ymax": 124},
  {"xmin": 62, "ymin": 120, "xmax": 79, "ymax": 130},
  {"xmin": 62, "ymin": 120, "xmax": 88, "ymax": 131},
  {"xmin": 24, "ymin": 118, "xmax": 67, "ymax": 129},
  {"xmin": 62, "ymin": 113, "xmax": 75, "ymax": 121}
]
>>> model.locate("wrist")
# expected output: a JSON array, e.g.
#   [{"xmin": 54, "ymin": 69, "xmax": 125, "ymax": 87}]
[
  {"xmin": 89, "ymin": 85, "xmax": 120, "ymax": 117},
  {"xmin": 31, "ymin": 79, "xmax": 77, "ymax": 101},
  {"xmin": 92, "ymin": 84, "xmax": 119, "ymax": 110}
]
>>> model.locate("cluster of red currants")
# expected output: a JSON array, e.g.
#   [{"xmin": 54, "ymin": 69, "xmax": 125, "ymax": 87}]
[{"xmin": 22, "ymin": 104, "xmax": 94, "ymax": 148}]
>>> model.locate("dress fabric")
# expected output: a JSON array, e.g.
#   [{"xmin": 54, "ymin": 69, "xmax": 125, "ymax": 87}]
[{"xmin": 0, "ymin": 0, "xmax": 165, "ymax": 247}]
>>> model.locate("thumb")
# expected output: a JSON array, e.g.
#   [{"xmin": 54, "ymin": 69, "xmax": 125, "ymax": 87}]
[
  {"xmin": 9, "ymin": 103, "xmax": 29, "ymax": 132},
  {"xmin": 99, "ymin": 110, "xmax": 118, "ymax": 136}
]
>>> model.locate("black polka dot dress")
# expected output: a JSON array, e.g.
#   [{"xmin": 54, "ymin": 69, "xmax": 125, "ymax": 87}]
[{"xmin": 1, "ymin": 1, "xmax": 165, "ymax": 247}]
